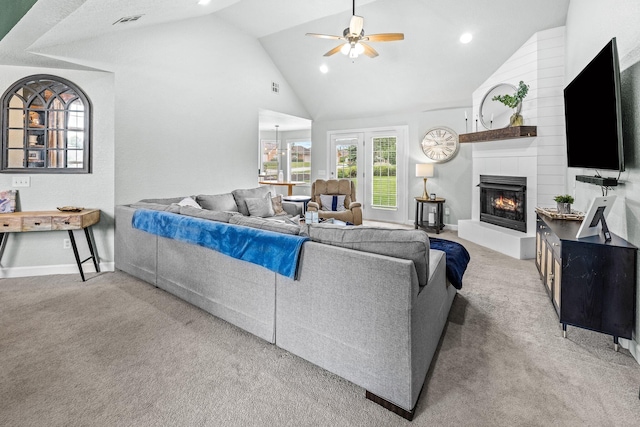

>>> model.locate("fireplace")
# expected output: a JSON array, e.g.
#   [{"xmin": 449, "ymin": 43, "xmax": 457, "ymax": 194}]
[{"xmin": 478, "ymin": 175, "xmax": 527, "ymax": 232}]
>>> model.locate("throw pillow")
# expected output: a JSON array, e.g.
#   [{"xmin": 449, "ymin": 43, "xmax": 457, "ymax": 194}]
[
  {"xmin": 196, "ymin": 193, "xmax": 238, "ymax": 212},
  {"xmin": 232, "ymin": 186, "xmax": 274, "ymax": 216},
  {"xmin": 245, "ymin": 193, "xmax": 275, "ymax": 218},
  {"xmin": 178, "ymin": 197, "xmax": 201, "ymax": 209},
  {"xmin": 319, "ymin": 194, "xmax": 346, "ymax": 212},
  {"xmin": 271, "ymin": 194, "xmax": 287, "ymax": 216},
  {"xmin": 179, "ymin": 206, "xmax": 238, "ymax": 223}
]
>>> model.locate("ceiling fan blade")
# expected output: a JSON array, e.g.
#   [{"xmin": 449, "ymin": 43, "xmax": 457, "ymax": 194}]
[
  {"xmin": 306, "ymin": 33, "xmax": 344, "ymax": 40},
  {"xmin": 324, "ymin": 44, "xmax": 346, "ymax": 57},
  {"xmin": 365, "ymin": 33, "xmax": 405, "ymax": 42},
  {"xmin": 360, "ymin": 43, "xmax": 379, "ymax": 58},
  {"xmin": 349, "ymin": 15, "xmax": 364, "ymax": 36}
]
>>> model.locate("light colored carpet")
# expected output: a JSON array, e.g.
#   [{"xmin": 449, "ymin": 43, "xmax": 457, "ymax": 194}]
[{"xmin": 1, "ymin": 228, "xmax": 640, "ymax": 426}]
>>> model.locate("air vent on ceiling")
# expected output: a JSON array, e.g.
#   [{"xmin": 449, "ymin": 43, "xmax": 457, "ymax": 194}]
[
  {"xmin": 272, "ymin": 82, "xmax": 280, "ymax": 94},
  {"xmin": 113, "ymin": 15, "xmax": 144, "ymax": 25}
]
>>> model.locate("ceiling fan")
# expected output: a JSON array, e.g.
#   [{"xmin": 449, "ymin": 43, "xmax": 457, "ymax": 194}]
[{"xmin": 306, "ymin": 0, "xmax": 404, "ymax": 59}]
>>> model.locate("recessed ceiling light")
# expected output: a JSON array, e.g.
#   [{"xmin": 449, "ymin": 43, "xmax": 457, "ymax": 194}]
[
  {"xmin": 460, "ymin": 33, "xmax": 473, "ymax": 44},
  {"xmin": 319, "ymin": 64, "xmax": 329, "ymax": 74},
  {"xmin": 198, "ymin": 0, "xmax": 211, "ymax": 5}
]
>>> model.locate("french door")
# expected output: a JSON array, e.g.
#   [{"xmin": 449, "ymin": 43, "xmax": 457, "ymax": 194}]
[{"xmin": 329, "ymin": 127, "xmax": 407, "ymax": 223}]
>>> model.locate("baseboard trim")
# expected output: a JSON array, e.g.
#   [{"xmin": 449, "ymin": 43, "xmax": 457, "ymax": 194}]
[
  {"xmin": 0, "ymin": 262, "xmax": 114, "ymax": 279},
  {"xmin": 618, "ymin": 337, "xmax": 640, "ymax": 365}
]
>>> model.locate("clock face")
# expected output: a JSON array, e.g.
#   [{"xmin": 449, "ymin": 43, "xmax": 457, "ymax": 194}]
[{"xmin": 421, "ymin": 127, "xmax": 459, "ymax": 163}]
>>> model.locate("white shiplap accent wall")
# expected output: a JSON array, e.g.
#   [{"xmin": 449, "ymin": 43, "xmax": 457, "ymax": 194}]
[{"xmin": 459, "ymin": 27, "xmax": 566, "ymax": 259}]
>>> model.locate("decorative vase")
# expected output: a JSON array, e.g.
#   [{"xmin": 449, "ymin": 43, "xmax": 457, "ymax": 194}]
[
  {"xmin": 277, "ymin": 170, "xmax": 284, "ymax": 183},
  {"xmin": 509, "ymin": 112, "xmax": 523, "ymax": 127},
  {"xmin": 557, "ymin": 202, "xmax": 571, "ymax": 214}
]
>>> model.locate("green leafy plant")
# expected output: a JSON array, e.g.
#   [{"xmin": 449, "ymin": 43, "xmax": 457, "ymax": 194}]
[
  {"xmin": 553, "ymin": 194, "xmax": 574, "ymax": 204},
  {"xmin": 492, "ymin": 81, "xmax": 530, "ymax": 109}
]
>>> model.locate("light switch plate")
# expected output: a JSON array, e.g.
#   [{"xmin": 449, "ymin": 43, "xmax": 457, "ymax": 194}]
[{"xmin": 12, "ymin": 176, "xmax": 30, "ymax": 187}]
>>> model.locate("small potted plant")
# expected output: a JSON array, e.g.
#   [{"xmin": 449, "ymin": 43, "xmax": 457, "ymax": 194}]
[
  {"xmin": 554, "ymin": 194, "xmax": 574, "ymax": 215},
  {"xmin": 492, "ymin": 80, "xmax": 529, "ymax": 126}
]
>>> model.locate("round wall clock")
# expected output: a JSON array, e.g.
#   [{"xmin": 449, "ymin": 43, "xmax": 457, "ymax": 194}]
[{"xmin": 421, "ymin": 126, "xmax": 459, "ymax": 163}]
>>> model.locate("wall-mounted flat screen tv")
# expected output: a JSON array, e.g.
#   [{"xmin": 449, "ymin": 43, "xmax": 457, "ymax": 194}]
[{"xmin": 564, "ymin": 38, "xmax": 624, "ymax": 171}]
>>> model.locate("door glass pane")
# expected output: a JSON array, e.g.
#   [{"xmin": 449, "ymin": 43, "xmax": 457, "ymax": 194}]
[
  {"xmin": 372, "ymin": 136, "xmax": 397, "ymax": 208},
  {"xmin": 336, "ymin": 143, "xmax": 358, "ymax": 187}
]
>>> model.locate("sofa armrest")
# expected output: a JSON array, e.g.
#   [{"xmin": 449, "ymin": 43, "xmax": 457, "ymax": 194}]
[
  {"xmin": 307, "ymin": 201, "xmax": 319, "ymax": 212},
  {"xmin": 349, "ymin": 201, "xmax": 361, "ymax": 209}
]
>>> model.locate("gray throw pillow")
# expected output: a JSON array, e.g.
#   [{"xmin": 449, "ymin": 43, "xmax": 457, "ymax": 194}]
[
  {"xmin": 245, "ymin": 193, "xmax": 275, "ymax": 218},
  {"xmin": 305, "ymin": 223, "xmax": 430, "ymax": 288},
  {"xmin": 196, "ymin": 193, "xmax": 238, "ymax": 212},
  {"xmin": 232, "ymin": 186, "xmax": 274, "ymax": 216},
  {"xmin": 229, "ymin": 215, "xmax": 300, "ymax": 235}
]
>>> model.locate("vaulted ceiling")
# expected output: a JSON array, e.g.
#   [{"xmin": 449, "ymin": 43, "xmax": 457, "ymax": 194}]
[{"xmin": 0, "ymin": 0, "xmax": 570, "ymax": 122}]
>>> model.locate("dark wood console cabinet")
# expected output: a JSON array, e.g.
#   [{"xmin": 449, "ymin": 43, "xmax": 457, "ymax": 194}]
[{"xmin": 535, "ymin": 213, "xmax": 637, "ymax": 350}]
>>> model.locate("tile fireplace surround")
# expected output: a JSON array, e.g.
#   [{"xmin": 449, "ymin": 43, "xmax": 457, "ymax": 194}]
[{"xmin": 458, "ymin": 27, "xmax": 566, "ymax": 259}]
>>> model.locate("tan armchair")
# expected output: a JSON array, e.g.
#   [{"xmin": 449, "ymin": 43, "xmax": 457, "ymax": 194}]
[{"xmin": 306, "ymin": 179, "xmax": 362, "ymax": 225}]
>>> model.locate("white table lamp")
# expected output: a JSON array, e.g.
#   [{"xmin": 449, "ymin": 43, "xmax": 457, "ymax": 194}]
[{"xmin": 416, "ymin": 163, "xmax": 434, "ymax": 199}]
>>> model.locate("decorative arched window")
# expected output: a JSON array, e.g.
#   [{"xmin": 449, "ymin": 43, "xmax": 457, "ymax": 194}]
[{"xmin": 1, "ymin": 75, "xmax": 91, "ymax": 173}]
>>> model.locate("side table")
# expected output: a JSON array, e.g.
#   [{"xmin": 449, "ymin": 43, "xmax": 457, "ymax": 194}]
[{"xmin": 415, "ymin": 197, "xmax": 445, "ymax": 234}]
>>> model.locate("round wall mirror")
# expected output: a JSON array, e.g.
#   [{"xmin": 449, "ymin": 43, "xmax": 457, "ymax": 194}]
[{"xmin": 479, "ymin": 83, "xmax": 521, "ymax": 130}]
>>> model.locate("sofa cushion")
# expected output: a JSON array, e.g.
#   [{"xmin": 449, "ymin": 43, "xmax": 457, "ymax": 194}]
[
  {"xmin": 319, "ymin": 194, "xmax": 346, "ymax": 212},
  {"xmin": 232, "ymin": 186, "xmax": 273, "ymax": 216},
  {"xmin": 229, "ymin": 215, "xmax": 300, "ymax": 235},
  {"xmin": 197, "ymin": 193, "xmax": 238, "ymax": 212},
  {"xmin": 138, "ymin": 196, "xmax": 188, "ymax": 205},
  {"xmin": 303, "ymin": 223, "xmax": 430, "ymax": 287},
  {"xmin": 130, "ymin": 202, "xmax": 181, "ymax": 213},
  {"xmin": 179, "ymin": 206, "xmax": 238, "ymax": 223},
  {"xmin": 246, "ymin": 193, "xmax": 275, "ymax": 218}
]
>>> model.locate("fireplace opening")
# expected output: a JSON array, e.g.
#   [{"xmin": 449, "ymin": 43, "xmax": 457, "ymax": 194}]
[{"xmin": 478, "ymin": 175, "xmax": 526, "ymax": 232}]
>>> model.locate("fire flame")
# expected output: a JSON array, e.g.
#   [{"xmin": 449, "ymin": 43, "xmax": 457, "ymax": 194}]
[{"xmin": 494, "ymin": 196, "xmax": 517, "ymax": 211}]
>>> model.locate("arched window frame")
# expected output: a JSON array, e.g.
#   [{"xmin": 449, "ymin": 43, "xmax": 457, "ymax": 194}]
[{"xmin": 1, "ymin": 74, "xmax": 92, "ymax": 174}]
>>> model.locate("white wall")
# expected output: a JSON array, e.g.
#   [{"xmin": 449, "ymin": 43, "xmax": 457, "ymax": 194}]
[
  {"xmin": 312, "ymin": 107, "xmax": 472, "ymax": 226},
  {"xmin": 0, "ymin": 66, "xmax": 115, "ymax": 276},
  {"xmin": 565, "ymin": 0, "xmax": 640, "ymax": 361},
  {"xmin": 38, "ymin": 14, "xmax": 310, "ymax": 204}
]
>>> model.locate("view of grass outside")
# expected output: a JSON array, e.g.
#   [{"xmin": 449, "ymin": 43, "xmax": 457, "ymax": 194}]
[{"xmin": 372, "ymin": 137, "xmax": 397, "ymax": 208}]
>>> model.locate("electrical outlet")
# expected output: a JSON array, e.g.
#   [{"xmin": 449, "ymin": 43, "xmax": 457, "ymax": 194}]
[
  {"xmin": 63, "ymin": 239, "xmax": 71, "ymax": 249},
  {"xmin": 12, "ymin": 176, "xmax": 30, "ymax": 187},
  {"xmin": 445, "ymin": 207, "xmax": 450, "ymax": 215}
]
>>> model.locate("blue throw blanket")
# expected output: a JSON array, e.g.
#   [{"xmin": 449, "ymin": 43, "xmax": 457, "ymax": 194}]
[
  {"xmin": 132, "ymin": 210, "xmax": 308, "ymax": 279},
  {"xmin": 430, "ymin": 237, "xmax": 470, "ymax": 290}
]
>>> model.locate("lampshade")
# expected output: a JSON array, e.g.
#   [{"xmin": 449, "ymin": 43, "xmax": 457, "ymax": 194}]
[{"xmin": 416, "ymin": 163, "xmax": 434, "ymax": 178}]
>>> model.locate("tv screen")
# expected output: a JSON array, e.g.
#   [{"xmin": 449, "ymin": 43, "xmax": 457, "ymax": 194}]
[{"xmin": 564, "ymin": 38, "xmax": 624, "ymax": 171}]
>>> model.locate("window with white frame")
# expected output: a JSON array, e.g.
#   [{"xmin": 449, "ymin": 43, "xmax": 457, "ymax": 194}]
[{"xmin": 288, "ymin": 139, "xmax": 311, "ymax": 183}]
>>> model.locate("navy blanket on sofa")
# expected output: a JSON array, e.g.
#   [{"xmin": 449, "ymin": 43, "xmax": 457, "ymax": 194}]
[
  {"xmin": 429, "ymin": 237, "xmax": 470, "ymax": 290},
  {"xmin": 132, "ymin": 209, "xmax": 308, "ymax": 279}
]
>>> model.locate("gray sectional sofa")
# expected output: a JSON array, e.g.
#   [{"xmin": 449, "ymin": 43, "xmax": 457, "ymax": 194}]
[{"xmin": 114, "ymin": 185, "xmax": 457, "ymax": 420}]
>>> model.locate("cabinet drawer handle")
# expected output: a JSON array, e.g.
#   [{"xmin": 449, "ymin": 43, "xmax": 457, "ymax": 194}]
[
  {"xmin": 34, "ymin": 222, "xmax": 41, "ymax": 226},
  {"xmin": 64, "ymin": 221, "xmax": 70, "ymax": 225},
  {"xmin": 2, "ymin": 224, "xmax": 8, "ymax": 227}
]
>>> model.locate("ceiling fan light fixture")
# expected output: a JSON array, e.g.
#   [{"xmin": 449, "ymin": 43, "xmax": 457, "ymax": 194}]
[
  {"xmin": 340, "ymin": 43, "xmax": 351, "ymax": 55},
  {"xmin": 354, "ymin": 42, "xmax": 364, "ymax": 54},
  {"xmin": 460, "ymin": 33, "xmax": 473, "ymax": 44}
]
